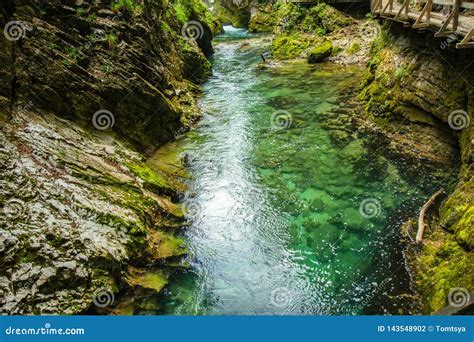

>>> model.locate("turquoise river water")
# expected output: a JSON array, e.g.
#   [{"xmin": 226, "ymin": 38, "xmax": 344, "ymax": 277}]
[{"xmin": 158, "ymin": 27, "xmax": 438, "ymax": 315}]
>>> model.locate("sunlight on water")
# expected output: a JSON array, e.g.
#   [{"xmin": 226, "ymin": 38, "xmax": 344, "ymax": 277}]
[{"xmin": 159, "ymin": 27, "xmax": 436, "ymax": 315}]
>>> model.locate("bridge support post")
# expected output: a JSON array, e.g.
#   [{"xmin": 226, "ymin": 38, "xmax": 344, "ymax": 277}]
[
  {"xmin": 371, "ymin": 0, "xmax": 383, "ymax": 15},
  {"xmin": 381, "ymin": 0, "xmax": 394, "ymax": 16},
  {"xmin": 434, "ymin": 0, "xmax": 460, "ymax": 37},
  {"xmin": 452, "ymin": 0, "xmax": 460, "ymax": 31},
  {"xmin": 413, "ymin": 0, "xmax": 433, "ymax": 28},
  {"xmin": 395, "ymin": 0, "xmax": 411, "ymax": 22},
  {"xmin": 457, "ymin": 29, "xmax": 474, "ymax": 48}
]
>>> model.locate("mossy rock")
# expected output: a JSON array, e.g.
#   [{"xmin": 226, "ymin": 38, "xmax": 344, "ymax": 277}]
[
  {"xmin": 272, "ymin": 33, "xmax": 317, "ymax": 59},
  {"xmin": 346, "ymin": 42, "xmax": 361, "ymax": 55},
  {"xmin": 308, "ymin": 41, "xmax": 333, "ymax": 64},
  {"xmin": 126, "ymin": 267, "xmax": 170, "ymax": 293},
  {"xmin": 149, "ymin": 230, "xmax": 187, "ymax": 259}
]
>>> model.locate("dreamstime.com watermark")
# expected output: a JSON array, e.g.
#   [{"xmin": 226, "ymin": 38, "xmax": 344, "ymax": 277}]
[{"xmin": 4, "ymin": 323, "xmax": 85, "ymax": 336}]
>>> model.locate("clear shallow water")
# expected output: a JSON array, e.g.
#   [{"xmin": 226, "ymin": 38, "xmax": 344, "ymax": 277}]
[{"xmin": 159, "ymin": 27, "xmax": 436, "ymax": 315}]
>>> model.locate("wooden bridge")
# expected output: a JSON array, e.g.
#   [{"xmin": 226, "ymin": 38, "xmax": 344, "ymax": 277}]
[
  {"xmin": 291, "ymin": 0, "xmax": 368, "ymax": 3},
  {"xmin": 371, "ymin": 0, "xmax": 474, "ymax": 48},
  {"xmin": 288, "ymin": 0, "xmax": 474, "ymax": 48}
]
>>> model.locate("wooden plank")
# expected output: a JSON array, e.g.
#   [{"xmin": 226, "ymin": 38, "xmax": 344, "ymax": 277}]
[
  {"xmin": 418, "ymin": 0, "xmax": 474, "ymax": 8},
  {"xmin": 453, "ymin": 0, "xmax": 461, "ymax": 30},
  {"xmin": 456, "ymin": 28, "xmax": 474, "ymax": 48},
  {"xmin": 434, "ymin": 9, "xmax": 456, "ymax": 36},
  {"xmin": 372, "ymin": 0, "xmax": 474, "ymax": 41}
]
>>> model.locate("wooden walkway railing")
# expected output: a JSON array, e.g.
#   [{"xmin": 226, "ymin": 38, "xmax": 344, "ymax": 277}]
[
  {"xmin": 291, "ymin": 0, "xmax": 368, "ymax": 3},
  {"xmin": 371, "ymin": 0, "xmax": 474, "ymax": 48}
]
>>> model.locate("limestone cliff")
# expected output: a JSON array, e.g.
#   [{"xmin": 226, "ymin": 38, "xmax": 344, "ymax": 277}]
[
  {"xmin": 0, "ymin": 0, "xmax": 218, "ymax": 314},
  {"xmin": 359, "ymin": 23, "xmax": 473, "ymax": 313}
]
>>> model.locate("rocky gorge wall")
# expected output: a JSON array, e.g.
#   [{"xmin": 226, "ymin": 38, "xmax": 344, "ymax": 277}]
[
  {"xmin": 0, "ymin": 0, "xmax": 219, "ymax": 314},
  {"xmin": 358, "ymin": 23, "xmax": 473, "ymax": 313}
]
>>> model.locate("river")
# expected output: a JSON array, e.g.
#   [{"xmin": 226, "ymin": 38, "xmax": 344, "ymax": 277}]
[{"xmin": 158, "ymin": 26, "xmax": 435, "ymax": 315}]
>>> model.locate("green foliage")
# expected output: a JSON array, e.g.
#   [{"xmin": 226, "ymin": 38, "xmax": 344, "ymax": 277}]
[
  {"xmin": 394, "ymin": 66, "xmax": 409, "ymax": 80},
  {"xmin": 369, "ymin": 24, "xmax": 390, "ymax": 55},
  {"xmin": 170, "ymin": 0, "xmax": 222, "ymax": 35},
  {"xmin": 102, "ymin": 63, "xmax": 113, "ymax": 73},
  {"xmin": 76, "ymin": 7, "xmax": 87, "ymax": 17},
  {"xmin": 172, "ymin": 0, "xmax": 208, "ymax": 23},
  {"xmin": 48, "ymin": 42, "xmax": 59, "ymax": 50},
  {"xmin": 105, "ymin": 32, "xmax": 118, "ymax": 49},
  {"xmin": 86, "ymin": 14, "xmax": 97, "ymax": 23},
  {"xmin": 276, "ymin": 3, "xmax": 351, "ymax": 35},
  {"xmin": 415, "ymin": 227, "xmax": 474, "ymax": 313},
  {"xmin": 63, "ymin": 46, "xmax": 81, "ymax": 65},
  {"xmin": 111, "ymin": 0, "xmax": 143, "ymax": 15},
  {"xmin": 174, "ymin": 2, "xmax": 188, "ymax": 24},
  {"xmin": 160, "ymin": 21, "xmax": 173, "ymax": 35}
]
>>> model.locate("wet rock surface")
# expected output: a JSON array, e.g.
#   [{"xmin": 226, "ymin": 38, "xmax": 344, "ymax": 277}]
[
  {"xmin": 0, "ymin": 110, "xmax": 188, "ymax": 314},
  {"xmin": 0, "ymin": 0, "xmax": 215, "ymax": 153},
  {"xmin": 359, "ymin": 23, "xmax": 473, "ymax": 313},
  {"xmin": 0, "ymin": 0, "xmax": 216, "ymax": 314}
]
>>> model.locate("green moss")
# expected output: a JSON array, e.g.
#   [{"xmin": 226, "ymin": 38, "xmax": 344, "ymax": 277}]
[
  {"xmin": 76, "ymin": 7, "xmax": 87, "ymax": 17},
  {"xmin": 214, "ymin": 0, "xmax": 250, "ymax": 28},
  {"xmin": 172, "ymin": 0, "xmax": 222, "ymax": 34},
  {"xmin": 272, "ymin": 33, "xmax": 317, "ymax": 59},
  {"xmin": 125, "ymin": 160, "xmax": 173, "ymax": 194},
  {"xmin": 346, "ymin": 42, "xmax": 360, "ymax": 55},
  {"xmin": 111, "ymin": 0, "xmax": 143, "ymax": 15},
  {"xmin": 174, "ymin": 2, "xmax": 188, "ymax": 24},
  {"xmin": 249, "ymin": 3, "xmax": 286, "ymax": 33},
  {"xmin": 308, "ymin": 40, "xmax": 333, "ymax": 63},
  {"xmin": 439, "ymin": 176, "xmax": 474, "ymax": 248},
  {"xmin": 86, "ymin": 14, "xmax": 97, "ymax": 23},
  {"xmin": 127, "ymin": 268, "xmax": 170, "ymax": 293},
  {"xmin": 303, "ymin": 4, "xmax": 352, "ymax": 33},
  {"xmin": 270, "ymin": 3, "xmax": 351, "ymax": 60},
  {"xmin": 150, "ymin": 231, "xmax": 187, "ymax": 259},
  {"xmin": 160, "ymin": 21, "xmax": 173, "ymax": 35},
  {"xmin": 394, "ymin": 66, "xmax": 409, "ymax": 80},
  {"xmin": 415, "ymin": 228, "xmax": 474, "ymax": 313}
]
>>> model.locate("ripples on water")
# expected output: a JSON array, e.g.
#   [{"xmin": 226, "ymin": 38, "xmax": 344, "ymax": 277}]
[{"xmin": 159, "ymin": 26, "xmax": 437, "ymax": 315}]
